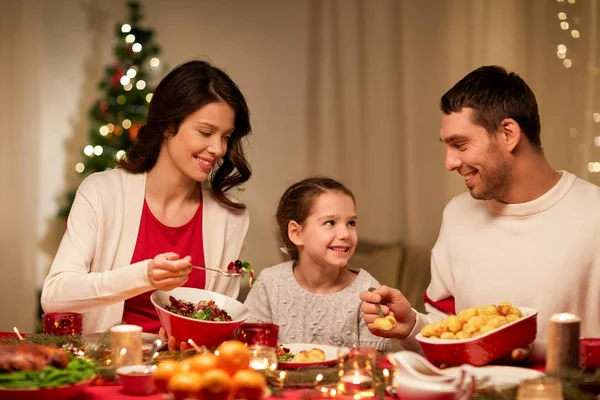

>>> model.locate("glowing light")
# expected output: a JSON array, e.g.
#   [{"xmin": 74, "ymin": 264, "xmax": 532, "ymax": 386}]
[
  {"xmin": 145, "ymin": 93, "xmax": 153, "ymax": 103},
  {"xmin": 107, "ymin": 123, "xmax": 115, "ymax": 133},
  {"xmin": 594, "ymin": 113, "xmax": 600, "ymax": 123},
  {"xmin": 121, "ymin": 24, "xmax": 131, "ymax": 33},
  {"xmin": 150, "ymin": 57, "xmax": 160, "ymax": 70},
  {"xmin": 124, "ymin": 83, "xmax": 133, "ymax": 91},
  {"xmin": 94, "ymin": 145, "xmax": 103, "ymax": 156},
  {"xmin": 99, "ymin": 125, "xmax": 109, "ymax": 136},
  {"xmin": 126, "ymin": 68, "xmax": 137, "ymax": 78},
  {"xmin": 558, "ymin": 12, "xmax": 567, "ymax": 20},
  {"xmin": 117, "ymin": 95, "xmax": 126, "ymax": 105},
  {"xmin": 122, "ymin": 119, "xmax": 132, "ymax": 129},
  {"xmin": 571, "ymin": 30, "xmax": 580, "ymax": 39},
  {"xmin": 120, "ymin": 75, "xmax": 130, "ymax": 86},
  {"xmin": 83, "ymin": 145, "xmax": 94, "ymax": 156},
  {"xmin": 594, "ymin": 136, "xmax": 600, "ymax": 146},
  {"xmin": 132, "ymin": 43, "xmax": 142, "ymax": 52},
  {"xmin": 136, "ymin": 80, "xmax": 146, "ymax": 90},
  {"xmin": 75, "ymin": 163, "xmax": 85, "ymax": 173},
  {"xmin": 116, "ymin": 150, "xmax": 126, "ymax": 160},
  {"xmin": 560, "ymin": 21, "xmax": 569, "ymax": 30},
  {"xmin": 125, "ymin": 34, "xmax": 135, "ymax": 43},
  {"xmin": 563, "ymin": 59, "xmax": 572, "ymax": 68}
]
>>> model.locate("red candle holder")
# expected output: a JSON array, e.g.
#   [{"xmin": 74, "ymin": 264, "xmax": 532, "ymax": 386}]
[
  {"xmin": 42, "ymin": 312, "xmax": 83, "ymax": 335},
  {"xmin": 236, "ymin": 323, "xmax": 279, "ymax": 371},
  {"xmin": 236, "ymin": 322, "xmax": 279, "ymax": 347},
  {"xmin": 580, "ymin": 338, "xmax": 600, "ymax": 369}
]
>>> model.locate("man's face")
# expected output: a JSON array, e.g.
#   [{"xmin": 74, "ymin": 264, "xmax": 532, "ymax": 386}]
[{"xmin": 440, "ymin": 108, "xmax": 510, "ymax": 200}]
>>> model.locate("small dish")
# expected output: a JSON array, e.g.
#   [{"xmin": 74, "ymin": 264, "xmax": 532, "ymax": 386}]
[
  {"xmin": 416, "ymin": 306, "xmax": 538, "ymax": 366},
  {"xmin": 116, "ymin": 364, "xmax": 156, "ymax": 395},
  {"xmin": 278, "ymin": 343, "xmax": 343, "ymax": 369}
]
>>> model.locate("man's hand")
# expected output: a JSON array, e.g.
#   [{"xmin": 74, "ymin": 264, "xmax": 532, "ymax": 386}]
[{"xmin": 360, "ymin": 285, "xmax": 416, "ymax": 339}]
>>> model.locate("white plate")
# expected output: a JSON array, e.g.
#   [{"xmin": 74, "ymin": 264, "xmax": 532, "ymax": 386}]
[
  {"xmin": 446, "ymin": 366, "xmax": 544, "ymax": 389},
  {"xmin": 278, "ymin": 343, "xmax": 343, "ymax": 369}
]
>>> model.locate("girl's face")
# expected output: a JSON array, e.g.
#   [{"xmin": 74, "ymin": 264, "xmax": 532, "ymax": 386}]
[
  {"xmin": 291, "ymin": 191, "xmax": 358, "ymax": 269},
  {"xmin": 163, "ymin": 101, "xmax": 235, "ymax": 182}
]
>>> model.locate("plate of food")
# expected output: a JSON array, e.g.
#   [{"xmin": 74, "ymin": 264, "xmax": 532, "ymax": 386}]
[
  {"xmin": 277, "ymin": 343, "xmax": 342, "ymax": 369},
  {"xmin": 0, "ymin": 343, "xmax": 96, "ymax": 400},
  {"xmin": 416, "ymin": 302, "xmax": 537, "ymax": 366}
]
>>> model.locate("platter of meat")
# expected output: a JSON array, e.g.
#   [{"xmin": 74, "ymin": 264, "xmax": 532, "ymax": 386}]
[{"xmin": 0, "ymin": 343, "xmax": 96, "ymax": 400}]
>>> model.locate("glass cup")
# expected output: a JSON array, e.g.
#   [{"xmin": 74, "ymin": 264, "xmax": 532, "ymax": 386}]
[
  {"xmin": 42, "ymin": 312, "xmax": 83, "ymax": 335},
  {"xmin": 236, "ymin": 322, "xmax": 279, "ymax": 371},
  {"xmin": 336, "ymin": 345, "xmax": 376, "ymax": 398},
  {"xmin": 516, "ymin": 377, "xmax": 563, "ymax": 400}
]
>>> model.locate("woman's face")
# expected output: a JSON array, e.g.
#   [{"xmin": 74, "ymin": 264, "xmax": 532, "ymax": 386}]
[{"xmin": 164, "ymin": 101, "xmax": 235, "ymax": 183}]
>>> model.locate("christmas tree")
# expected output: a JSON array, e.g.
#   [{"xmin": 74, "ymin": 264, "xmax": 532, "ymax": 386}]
[{"xmin": 58, "ymin": 1, "xmax": 162, "ymax": 219}]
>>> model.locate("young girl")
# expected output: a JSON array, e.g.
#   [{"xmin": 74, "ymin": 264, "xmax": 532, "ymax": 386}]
[
  {"xmin": 244, "ymin": 177, "xmax": 390, "ymax": 351},
  {"xmin": 42, "ymin": 60, "xmax": 252, "ymax": 335}
]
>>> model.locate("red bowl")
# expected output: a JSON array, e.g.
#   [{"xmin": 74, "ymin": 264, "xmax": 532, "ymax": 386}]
[
  {"xmin": 416, "ymin": 307, "xmax": 537, "ymax": 366},
  {"xmin": 151, "ymin": 288, "xmax": 249, "ymax": 348}
]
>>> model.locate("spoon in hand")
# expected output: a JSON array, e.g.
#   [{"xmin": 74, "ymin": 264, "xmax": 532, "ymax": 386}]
[{"xmin": 368, "ymin": 287, "xmax": 397, "ymax": 331}]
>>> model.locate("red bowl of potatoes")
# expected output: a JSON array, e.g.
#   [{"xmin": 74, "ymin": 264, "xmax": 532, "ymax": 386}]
[{"xmin": 416, "ymin": 303, "xmax": 537, "ymax": 367}]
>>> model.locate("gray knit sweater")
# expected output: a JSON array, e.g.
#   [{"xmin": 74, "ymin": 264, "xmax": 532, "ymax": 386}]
[{"xmin": 243, "ymin": 261, "xmax": 390, "ymax": 351}]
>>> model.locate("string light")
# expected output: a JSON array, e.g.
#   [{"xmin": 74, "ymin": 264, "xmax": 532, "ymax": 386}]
[
  {"xmin": 121, "ymin": 24, "xmax": 131, "ymax": 33},
  {"xmin": 83, "ymin": 145, "xmax": 94, "ymax": 157},
  {"xmin": 75, "ymin": 163, "xmax": 85, "ymax": 173},
  {"xmin": 571, "ymin": 30, "xmax": 580, "ymax": 39},
  {"xmin": 145, "ymin": 93, "xmax": 153, "ymax": 103},
  {"xmin": 594, "ymin": 136, "xmax": 600, "ymax": 146},
  {"xmin": 107, "ymin": 123, "xmax": 115, "ymax": 133},
  {"xmin": 124, "ymin": 83, "xmax": 133, "ymax": 91},
  {"xmin": 132, "ymin": 43, "xmax": 142, "ymax": 52},
  {"xmin": 93, "ymin": 145, "xmax": 103, "ymax": 156},
  {"xmin": 563, "ymin": 59, "xmax": 573, "ymax": 68},
  {"xmin": 558, "ymin": 12, "xmax": 567, "ymax": 20},
  {"xmin": 593, "ymin": 113, "xmax": 600, "ymax": 123},
  {"xmin": 116, "ymin": 150, "xmax": 126, "ymax": 160},
  {"xmin": 125, "ymin": 34, "xmax": 135, "ymax": 43},
  {"xmin": 99, "ymin": 125, "xmax": 109, "ymax": 136},
  {"xmin": 126, "ymin": 68, "xmax": 137, "ymax": 78},
  {"xmin": 150, "ymin": 57, "xmax": 160, "ymax": 70},
  {"xmin": 117, "ymin": 95, "xmax": 126, "ymax": 105},
  {"xmin": 136, "ymin": 80, "xmax": 146, "ymax": 90},
  {"xmin": 120, "ymin": 76, "xmax": 130, "ymax": 86},
  {"xmin": 122, "ymin": 119, "xmax": 132, "ymax": 129}
]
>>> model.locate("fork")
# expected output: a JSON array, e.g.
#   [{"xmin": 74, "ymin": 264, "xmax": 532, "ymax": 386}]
[
  {"xmin": 191, "ymin": 265, "xmax": 242, "ymax": 278},
  {"xmin": 368, "ymin": 287, "xmax": 386, "ymax": 318}
]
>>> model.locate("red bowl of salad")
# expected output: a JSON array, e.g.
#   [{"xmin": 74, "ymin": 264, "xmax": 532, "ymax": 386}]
[{"xmin": 151, "ymin": 287, "xmax": 249, "ymax": 348}]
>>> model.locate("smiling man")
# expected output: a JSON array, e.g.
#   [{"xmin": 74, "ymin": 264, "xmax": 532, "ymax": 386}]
[{"xmin": 361, "ymin": 66, "xmax": 600, "ymax": 362}]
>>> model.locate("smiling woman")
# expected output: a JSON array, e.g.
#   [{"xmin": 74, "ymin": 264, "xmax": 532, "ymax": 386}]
[{"xmin": 41, "ymin": 60, "xmax": 253, "ymax": 337}]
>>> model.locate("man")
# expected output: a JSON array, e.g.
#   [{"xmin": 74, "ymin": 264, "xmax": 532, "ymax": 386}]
[{"xmin": 361, "ymin": 66, "xmax": 600, "ymax": 362}]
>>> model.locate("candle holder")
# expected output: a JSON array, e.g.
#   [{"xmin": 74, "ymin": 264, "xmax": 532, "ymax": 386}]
[
  {"xmin": 236, "ymin": 322, "xmax": 279, "ymax": 371},
  {"xmin": 110, "ymin": 324, "xmax": 142, "ymax": 368},
  {"xmin": 517, "ymin": 377, "xmax": 563, "ymax": 400},
  {"xmin": 336, "ymin": 345, "xmax": 376, "ymax": 398},
  {"xmin": 42, "ymin": 312, "xmax": 83, "ymax": 335}
]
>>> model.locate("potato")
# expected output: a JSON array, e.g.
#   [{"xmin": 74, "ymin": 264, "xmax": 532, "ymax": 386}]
[
  {"xmin": 440, "ymin": 332, "xmax": 456, "ymax": 340},
  {"xmin": 446, "ymin": 316, "xmax": 462, "ymax": 333},
  {"xmin": 421, "ymin": 324, "xmax": 436, "ymax": 338},
  {"xmin": 482, "ymin": 304, "xmax": 498, "ymax": 316},
  {"xmin": 506, "ymin": 314, "xmax": 520, "ymax": 322}
]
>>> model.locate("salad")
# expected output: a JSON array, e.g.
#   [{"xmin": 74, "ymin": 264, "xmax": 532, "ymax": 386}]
[
  {"xmin": 227, "ymin": 260, "xmax": 256, "ymax": 287},
  {"xmin": 277, "ymin": 345, "xmax": 294, "ymax": 362},
  {"xmin": 164, "ymin": 296, "xmax": 232, "ymax": 322}
]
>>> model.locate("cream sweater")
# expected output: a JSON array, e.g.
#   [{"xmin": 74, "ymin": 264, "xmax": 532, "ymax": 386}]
[
  {"xmin": 244, "ymin": 262, "xmax": 391, "ymax": 351},
  {"xmin": 42, "ymin": 169, "xmax": 249, "ymax": 334},
  {"xmin": 401, "ymin": 171, "xmax": 600, "ymax": 362}
]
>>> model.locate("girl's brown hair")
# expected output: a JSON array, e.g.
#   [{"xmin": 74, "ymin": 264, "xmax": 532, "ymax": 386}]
[
  {"xmin": 276, "ymin": 177, "xmax": 355, "ymax": 261},
  {"xmin": 119, "ymin": 60, "xmax": 251, "ymax": 209}
]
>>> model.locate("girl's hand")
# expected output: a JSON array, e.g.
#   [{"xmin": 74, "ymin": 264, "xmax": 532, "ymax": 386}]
[{"xmin": 147, "ymin": 252, "xmax": 192, "ymax": 291}]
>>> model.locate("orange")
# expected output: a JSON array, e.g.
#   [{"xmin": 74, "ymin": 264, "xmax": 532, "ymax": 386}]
[
  {"xmin": 231, "ymin": 369, "xmax": 267, "ymax": 400},
  {"xmin": 187, "ymin": 353, "xmax": 218, "ymax": 374},
  {"xmin": 152, "ymin": 360, "xmax": 179, "ymax": 393},
  {"xmin": 197, "ymin": 368, "xmax": 231, "ymax": 400},
  {"xmin": 167, "ymin": 371, "xmax": 203, "ymax": 400},
  {"xmin": 215, "ymin": 340, "xmax": 250, "ymax": 376}
]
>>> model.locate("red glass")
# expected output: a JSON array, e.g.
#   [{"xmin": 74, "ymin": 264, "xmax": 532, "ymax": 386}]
[
  {"xmin": 580, "ymin": 338, "xmax": 600, "ymax": 369},
  {"xmin": 236, "ymin": 322, "xmax": 279, "ymax": 347},
  {"xmin": 42, "ymin": 312, "xmax": 83, "ymax": 335}
]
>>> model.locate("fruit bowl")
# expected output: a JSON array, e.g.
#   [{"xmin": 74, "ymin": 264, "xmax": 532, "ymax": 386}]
[
  {"xmin": 416, "ymin": 307, "xmax": 538, "ymax": 366},
  {"xmin": 151, "ymin": 288, "xmax": 249, "ymax": 348}
]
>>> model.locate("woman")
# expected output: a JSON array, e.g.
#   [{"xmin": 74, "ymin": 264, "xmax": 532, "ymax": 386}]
[{"xmin": 42, "ymin": 60, "xmax": 252, "ymax": 335}]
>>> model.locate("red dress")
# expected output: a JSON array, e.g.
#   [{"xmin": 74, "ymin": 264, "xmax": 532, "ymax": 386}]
[{"xmin": 122, "ymin": 200, "xmax": 206, "ymax": 333}]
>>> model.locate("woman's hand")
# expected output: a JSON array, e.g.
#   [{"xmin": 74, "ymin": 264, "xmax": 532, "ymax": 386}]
[
  {"xmin": 158, "ymin": 327, "xmax": 191, "ymax": 352},
  {"xmin": 147, "ymin": 252, "xmax": 192, "ymax": 291}
]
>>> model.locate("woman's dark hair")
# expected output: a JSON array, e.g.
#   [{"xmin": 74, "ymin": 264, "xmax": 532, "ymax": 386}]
[
  {"xmin": 276, "ymin": 177, "xmax": 355, "ymax": 261},
  {"xmin": 440, "ymin": 65, "xmax": 542, "ymax": 149},
  {"xmin": 119, "ymin": 60, "xmax": 251, "ymax": 209}
]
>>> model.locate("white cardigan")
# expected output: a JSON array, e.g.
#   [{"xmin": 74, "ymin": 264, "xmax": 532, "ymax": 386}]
[{"xmin": 41, "ymin": 169, "xmax": 249, "ymax": 333}]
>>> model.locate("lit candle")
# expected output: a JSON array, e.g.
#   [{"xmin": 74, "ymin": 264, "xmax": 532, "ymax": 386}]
[
  {"xmin": 110, "ymin": 324, "xmax": 142, "ymax": 368},
  {"xmin": 547, "ymin": 313, "xmax": 580, "ymax": 373}
]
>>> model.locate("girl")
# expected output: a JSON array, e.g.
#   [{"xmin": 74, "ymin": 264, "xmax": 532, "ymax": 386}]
[
  {"xmin": 42, "ymin": 60, "xmax": 252, "ymax": 335},
  {"xmin": 244, "ymin": 177, "xmax": 390, "ymax": 351}
]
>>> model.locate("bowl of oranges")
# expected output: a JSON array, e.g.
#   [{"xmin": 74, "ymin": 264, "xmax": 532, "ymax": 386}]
[
  {"xmin": 152, "ymin": 340, "xmax": 268, "ymax": 400},
  {"xmin": 416, "ymin": 302, "xmax": 537, "ymax": 366},
  {"xmin": 151, "ymin": 287, "xmax": 249, "ymax": 348}
]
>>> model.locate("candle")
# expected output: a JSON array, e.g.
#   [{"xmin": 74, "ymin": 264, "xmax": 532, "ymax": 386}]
[
  {"xmin": 547, "ymin": 313, "xmax": 580, "ymax": 373},
  {"xmin": 110, "ymin": 324, "xmax": 142, "ymax": 368},
  {"xmin": 517, "ymin": 377, "xmax": 563, "ymax": 400}
]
